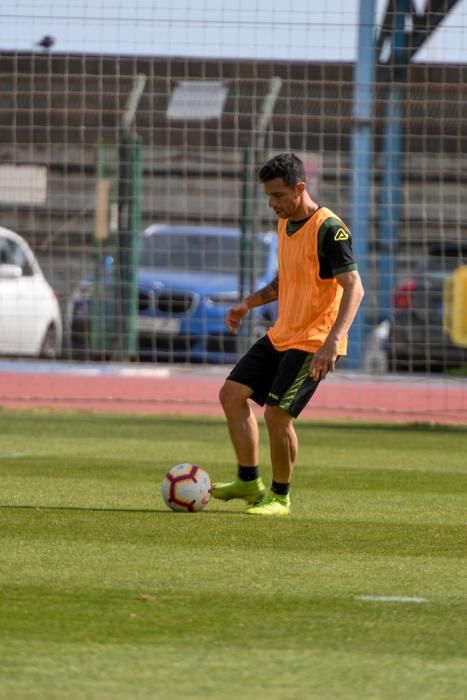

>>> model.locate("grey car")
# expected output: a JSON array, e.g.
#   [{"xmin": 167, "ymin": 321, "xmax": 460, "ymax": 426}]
[{"xmin": 388, "ymin": 242, "xmax": 467, "ymax": 372}]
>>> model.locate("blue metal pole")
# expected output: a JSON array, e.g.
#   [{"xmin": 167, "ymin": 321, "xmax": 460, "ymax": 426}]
[
  {"xmin": 347, "ymin": 0, "xmax": 376, "ymax": 369},
  {"xmin": 379, "ymin": 0, "xmax": 410, "ymax": 321},
  {"xmin": 379, "ymin": 85, "xmax": 402, "ymax": 320}
]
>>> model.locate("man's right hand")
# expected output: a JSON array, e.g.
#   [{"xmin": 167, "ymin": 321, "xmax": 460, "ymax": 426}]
[{"xmin": 225, "ymin": 301, "xmax": 249, "ymax": 334}]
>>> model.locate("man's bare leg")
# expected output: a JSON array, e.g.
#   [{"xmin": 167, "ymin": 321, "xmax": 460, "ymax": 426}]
[
  {"xmin": 263, "ymin": 404, "xmax": 298, "ymax": 484},
  {"xmin": 218, "ymin": 379, "xmax": 259, "ymax": 466},
  {"xmin": 244, "ymin": 404, "xmax": 295, "ymax": 516},
  {"xmin": 212, "ymin": 380, "xmax": 266, "ymax": 504}
]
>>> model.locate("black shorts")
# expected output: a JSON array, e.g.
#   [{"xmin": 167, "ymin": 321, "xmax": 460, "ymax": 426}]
[{"xmin": 227, "ymin": 335, "xmax": 321, "ymax": 418}]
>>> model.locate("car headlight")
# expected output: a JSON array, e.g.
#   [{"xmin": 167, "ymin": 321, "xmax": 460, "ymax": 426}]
[{"xmin": 205, "ymin": 291, "xmax": 241, "ymax": 307}]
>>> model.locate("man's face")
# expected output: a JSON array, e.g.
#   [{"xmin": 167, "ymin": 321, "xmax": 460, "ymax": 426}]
[{"xmin": 263, "ymin": 177, "xmax": 304, "ymax": 219}]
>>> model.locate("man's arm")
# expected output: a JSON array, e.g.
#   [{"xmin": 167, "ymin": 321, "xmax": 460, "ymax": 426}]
[
  {"xmin": 310, "ymin": 270, "xmax": 364, "ymax": 380},
  {"xmin": 225, "ymin": 274, "xmax": 279, "ymax": 334},
  {"xmin": 246, "ymin": 274, "xmax": 279, "ymax": 309}
]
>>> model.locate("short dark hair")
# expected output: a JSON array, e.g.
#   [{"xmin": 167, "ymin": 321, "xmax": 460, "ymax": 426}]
[{"xmin": 257, "ymin": 153, "xmax": 306, "ymax": 188}]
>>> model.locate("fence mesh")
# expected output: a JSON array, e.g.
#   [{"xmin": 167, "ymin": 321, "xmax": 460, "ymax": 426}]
[{"xmin": 0, "ymin": 1, "xmax": 466, "ymax": 420}]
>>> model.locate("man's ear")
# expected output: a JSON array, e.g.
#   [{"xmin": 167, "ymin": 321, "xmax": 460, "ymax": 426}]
[{"xmin": 296, "ymin": 181, "xmax": 306, "ymax": 194}]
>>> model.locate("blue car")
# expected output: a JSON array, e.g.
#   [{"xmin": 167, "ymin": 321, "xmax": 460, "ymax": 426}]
[{"xmin": 68, "ymin": 225, "xmax": 278, "ymax": 363}]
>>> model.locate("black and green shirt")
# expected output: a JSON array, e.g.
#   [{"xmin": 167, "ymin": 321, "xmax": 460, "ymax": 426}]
[{"xmin": 286, "ymin": 207, "xmax": 357, "ymax": 279}]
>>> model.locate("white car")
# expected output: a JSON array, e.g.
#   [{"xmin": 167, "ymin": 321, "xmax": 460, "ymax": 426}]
[{"xmin": 0, "ymin": 226, "xmax": 62, "ymax": 358}]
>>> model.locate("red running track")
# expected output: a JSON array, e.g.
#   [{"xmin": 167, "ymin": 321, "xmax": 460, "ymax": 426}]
[{"xmin": 0, "ymin": 368, "xmax": 466, "ymax": 425}]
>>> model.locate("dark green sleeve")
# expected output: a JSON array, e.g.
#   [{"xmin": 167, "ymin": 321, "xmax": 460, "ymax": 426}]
[{"xmin": 317, "ymin": 218, "xmax": 357, "ymax": 277}]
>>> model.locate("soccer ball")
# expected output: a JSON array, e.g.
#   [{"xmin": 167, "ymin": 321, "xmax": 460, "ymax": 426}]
[{"xmin": 161, "ymin": 463, "xmax": 212, "ymax": 513}]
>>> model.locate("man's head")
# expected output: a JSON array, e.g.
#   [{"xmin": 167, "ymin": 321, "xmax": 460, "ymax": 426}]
[
  {"xmin": 258, "ymin": 153, "xmax": 306, "ymax": 188},
  {"xmin": 258, "ymin": 153, "xmax": 307, "ymax": 220}
]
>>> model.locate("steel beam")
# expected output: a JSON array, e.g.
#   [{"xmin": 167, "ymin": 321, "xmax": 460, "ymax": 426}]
[{"xmin": 377, "ymin": 0, "xmax": 462, "ymax": 62}]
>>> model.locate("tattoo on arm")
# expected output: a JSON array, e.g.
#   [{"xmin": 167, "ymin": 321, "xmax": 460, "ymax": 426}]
[
  {"xmin": 248, "ymin": 274, "xmax": 279, "ymax": 308},
  {"xmin": 261, "ymin": 274, "xmax": 279, "ymax": 302}
]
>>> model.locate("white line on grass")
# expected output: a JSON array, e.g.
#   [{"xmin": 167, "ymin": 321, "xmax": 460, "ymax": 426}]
[
  {"xmin": 355, "ymin": 595, "xmax": 428, "ymax": 604},
  {"xmin": 0, "ymin": 452, "xmax": 32, "ymax": 458}
]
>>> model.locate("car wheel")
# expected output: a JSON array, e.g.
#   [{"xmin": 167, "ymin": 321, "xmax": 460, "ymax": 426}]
[
  {"xmin": 40, "ymin": 324, "xmax": 60, "ymax": 359},
  {"xmin": 388, "ymin": 356, "xmax": 410, "ymax": 373}
]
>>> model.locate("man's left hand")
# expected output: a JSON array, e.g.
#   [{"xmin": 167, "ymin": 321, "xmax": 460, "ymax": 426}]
[{"xmin": 310, "ymin": 341, "xmax": 339, "ymax": 381}]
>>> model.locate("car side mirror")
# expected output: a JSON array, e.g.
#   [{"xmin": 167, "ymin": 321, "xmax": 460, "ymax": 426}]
[{"xmin": 0, "ymin": 263, "xmax": 23, "ymax": 279}]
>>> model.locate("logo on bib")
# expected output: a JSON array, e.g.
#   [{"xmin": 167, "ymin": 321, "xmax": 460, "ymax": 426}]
[{"xmin": 334, "ymin": 227, "xmax": 349, "ymax": 241}]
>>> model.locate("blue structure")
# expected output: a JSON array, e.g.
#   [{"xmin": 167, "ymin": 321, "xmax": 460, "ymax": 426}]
[
  {"xmin": 347, "ymin": 0, "xmax": 376, "ymax": 369},
  {"xmin": 378, "ymin": 0, "xmax": 410, "ymax": 322},
  {"xmin": 349, "ymin": 0, "xmax": 461, "ymax": 368}
]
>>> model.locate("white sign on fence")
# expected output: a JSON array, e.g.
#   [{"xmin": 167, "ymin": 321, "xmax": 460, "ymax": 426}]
[
  {"xmin": 167, "ymin": 82, "xmax": 228, "ymax": 121},
  {"xmin": 0, "ymin": 165, "xmax": 47, "ymax": 205}
]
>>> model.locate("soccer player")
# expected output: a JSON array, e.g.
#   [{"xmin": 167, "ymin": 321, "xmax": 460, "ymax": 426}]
[{"xmin": 212, "ymin": 152, "xmax": 364, "ymax": 515}]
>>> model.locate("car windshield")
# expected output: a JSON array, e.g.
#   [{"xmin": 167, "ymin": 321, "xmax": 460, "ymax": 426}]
[{"xmin": 140, "ymin": 233, "xmax": 270, "ymax": 275}]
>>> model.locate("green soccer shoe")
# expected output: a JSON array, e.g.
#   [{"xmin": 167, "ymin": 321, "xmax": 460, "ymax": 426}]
[
  {"xmin": 211, "ymin": 477, "xmax": 266, "ymax": 504},
  {"xmin": 245, "ymin": 492, "xmax": 290, "ymax": 516}
]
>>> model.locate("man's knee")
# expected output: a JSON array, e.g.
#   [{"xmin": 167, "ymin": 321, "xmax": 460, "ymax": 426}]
[
  {"xmin": 264, "ymin": 403, "xmax": 292, "ymax": 429},
  {"xmin": 219, "ymin": 380, "xmax": 251, "ymax": 410}
]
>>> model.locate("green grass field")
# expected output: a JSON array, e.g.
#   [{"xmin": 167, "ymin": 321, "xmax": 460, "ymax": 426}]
[{"xmin": 1, "ymin": 408, "xmax": 466, "ymax": 700}]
